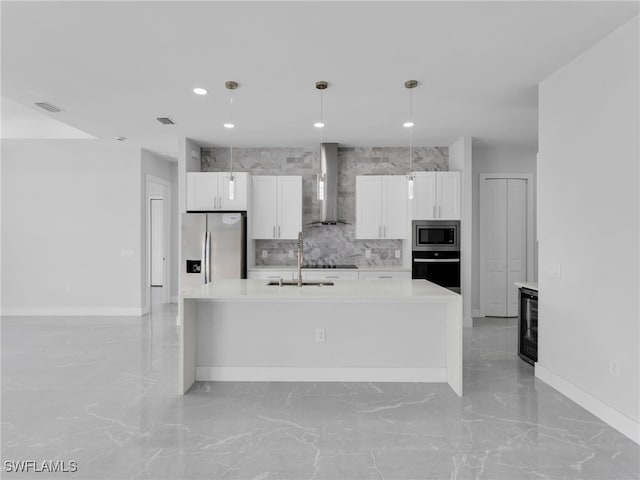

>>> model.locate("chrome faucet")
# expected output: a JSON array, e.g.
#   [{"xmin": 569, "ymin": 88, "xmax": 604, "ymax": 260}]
[{"xmin": 297, "ymin": 231, "xmax": 304, "ymax": 287}]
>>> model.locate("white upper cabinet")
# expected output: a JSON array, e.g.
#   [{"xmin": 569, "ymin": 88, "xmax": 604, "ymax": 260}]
[
  {"xmin": 251, "ymin": 176, "xmax": 302, "ymax": 240},
  {"xmin": 356, "ymin": 175, "xmax": 408, "ymax": 239},
  {"xmin": 187, "ymin": 172, "xmax": 249, "ymax": 211},
  {"xmin": 411, "ymin": 171, "xmax": 461, "ymax": 220}
]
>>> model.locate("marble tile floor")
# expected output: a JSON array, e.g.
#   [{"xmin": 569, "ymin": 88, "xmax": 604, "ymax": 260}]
[{"xmin": 1, "ymin": 305, "xmax": 638, "ymax": 480}]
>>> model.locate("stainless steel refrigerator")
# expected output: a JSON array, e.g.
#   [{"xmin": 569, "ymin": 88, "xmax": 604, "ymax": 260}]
[{"xmin": 181, "ymin": 212, "xmax": 246, "ymax": 291}]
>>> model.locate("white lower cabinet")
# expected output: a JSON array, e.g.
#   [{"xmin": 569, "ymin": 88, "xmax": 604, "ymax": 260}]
[
  {"xmin": 301, "ymin": 271, "xmax": 359, "ymax": 281},
  {"xmin": 247, "ymin": 270, "xmax": 294, "ymax": 281},
  {"xmin": 358, "ymin": 271, "xmax": 411, "ymax": 280},
  {"xmin": 250, "ymin": 269, "xmax": 411, "ymax": 281}
]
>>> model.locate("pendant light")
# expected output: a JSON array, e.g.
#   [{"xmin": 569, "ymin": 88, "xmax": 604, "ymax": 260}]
[
  {"xmin": 404, "ymin": 80, "xmax": 418, "ymax": 200},
  {"xmin": 315, "ymin": 81, "xmax": 328, "ymax": 201},
  {"xmin": 225, "ymin": 81, "xmax": 238, "ymax": 200}
]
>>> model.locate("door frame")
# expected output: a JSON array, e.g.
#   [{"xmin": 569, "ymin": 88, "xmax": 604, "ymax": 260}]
[
  {"xmin": 146, "ymin": 175, "xmax": 172, "ymax": 306},
  {"xmin": 479, "ymin": 173, "xmax": 534, "ymax": 317}
]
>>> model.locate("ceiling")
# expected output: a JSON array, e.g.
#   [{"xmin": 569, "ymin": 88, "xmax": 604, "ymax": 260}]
[{"xmin": 2, "ymin": 1, "xmax": 638, "ymax": 158}]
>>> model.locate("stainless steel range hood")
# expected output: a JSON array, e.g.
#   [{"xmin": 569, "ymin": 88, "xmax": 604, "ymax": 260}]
[{"xmin": 311, "ymin": 143, "xmax": 348, "ymax": 225}]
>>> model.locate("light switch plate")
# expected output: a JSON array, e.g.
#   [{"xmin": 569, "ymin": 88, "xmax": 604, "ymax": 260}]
[
  {"xmin": 365, "ymin": 249, "xmax": 371, "ymax": 259},
  {"xmin": 288, "ymin": 250, "xmax": 294, "ymax": 258},
  {"xmin": 262, "ymin": 250, "xmax": 268, "ymax": 259},
  {"xmin": 395, "ymin": 249, "xmax": 401, "ymax": 259}
]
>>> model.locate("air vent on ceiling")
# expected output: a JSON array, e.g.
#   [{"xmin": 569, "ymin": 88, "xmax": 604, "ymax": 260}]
[
  {"xmin": 34, "ymin": 102, "xmax": 62, "ymax": 113},
  {"xmin": 156, "ymin": 117, "xmax": 175, "ymax": 125}
]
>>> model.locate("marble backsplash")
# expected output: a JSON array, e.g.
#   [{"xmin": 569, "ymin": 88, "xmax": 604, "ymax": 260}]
[{"xmin": 201, "ymin": 146, "xmax": 448, "ymax": 266}]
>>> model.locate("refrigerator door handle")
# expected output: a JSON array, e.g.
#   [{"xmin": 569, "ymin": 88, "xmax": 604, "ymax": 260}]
[
  {"xmin": 201, "ymin": 231, "xmax": 207, "ymax": 284},
  {"xmin": 205, "ymin": 231, "xmax": 212, "ymax": 283}
]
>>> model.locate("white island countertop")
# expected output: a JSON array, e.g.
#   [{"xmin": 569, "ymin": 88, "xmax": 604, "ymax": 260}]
[
  {"xmin": 181, "ymin": 279, "xmax": 462, "ymax": 396},
  {"xmin": 182, "ymin": 279, "xmax": 458, "ymax": 303}
]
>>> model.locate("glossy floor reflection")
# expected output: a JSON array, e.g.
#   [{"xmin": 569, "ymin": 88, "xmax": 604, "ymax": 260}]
[{"xmin": 2, "ymin": 304, "xmax": 638, "ymax": 479}]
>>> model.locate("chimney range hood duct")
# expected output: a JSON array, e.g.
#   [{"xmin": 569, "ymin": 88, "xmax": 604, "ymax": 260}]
[{"xmin": 311, "ymin": 143, "xmax": 348, "ymax": 226}]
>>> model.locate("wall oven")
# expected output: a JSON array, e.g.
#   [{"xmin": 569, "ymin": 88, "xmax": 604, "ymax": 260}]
[
  {"xmin": 412, "ymin": 220, "xmax": 461, "ymax": 293},
  {"xmin": 412, "ymin": 220, "xmax": 459, "ymax": 251}
]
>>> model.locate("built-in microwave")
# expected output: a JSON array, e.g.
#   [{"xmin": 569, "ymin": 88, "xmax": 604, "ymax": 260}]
[{"xmin": 412, "ymin": 220, "xmax": 460, "ymax": 251}]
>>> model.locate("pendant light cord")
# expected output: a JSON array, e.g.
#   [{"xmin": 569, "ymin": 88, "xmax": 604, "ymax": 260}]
[{"xmin": 409, "ymin": 87, "xmax": 413, "ymax": 174}]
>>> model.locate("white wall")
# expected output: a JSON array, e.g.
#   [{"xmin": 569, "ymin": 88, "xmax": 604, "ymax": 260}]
[
  {"xmin": 449, "ymin": 137, "xmax": 472, "ymax": 326},
  {"xmin": 537, "ymin": 17, "xmax": 639, "ymax": 442},
  {"xmin": 471, "ymin": 145, "xmax": 538, "ymax": 314},
  {"xmin": 1, "ymin": 140, "xmax": 143, "ymax": 315}
]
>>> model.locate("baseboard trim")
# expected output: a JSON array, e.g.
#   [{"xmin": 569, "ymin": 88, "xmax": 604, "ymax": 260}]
[
  {"xmin": 472, "ymin": 309, "xmax": 482, "ymax": 318},
  {"xmin": 535, "ymin": 364, "xmax": 639, "ymax": 444},
  {"xmin": 196, "ymin": 366, "xmax": 447, "ymax": 383},
  {"xmin": 1, "ymin": 307, "xmax": 147, "ymax": 317}
]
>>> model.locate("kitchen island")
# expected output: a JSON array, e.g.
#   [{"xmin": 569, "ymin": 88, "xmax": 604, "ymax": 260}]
[{"xmin": 181, "ymin": 279, "xmax": 462, "ymax": 396}]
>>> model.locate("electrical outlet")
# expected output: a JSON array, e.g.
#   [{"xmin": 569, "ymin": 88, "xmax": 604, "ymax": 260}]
[
  {"xmin": 120, "ymin": 249, "xmax": 134, "ymax": 258},
  {"xmin": 262, "ymin": 250, "xmax": 268, "ymax": 259},
  {"xmin": 609, "ymin": 358, "xmax": 620, "ymax": 377},
  {"xmin": 65, "ymin": 285, "xmax": 72, "ymax": 294},
  {"xmin": 315, "ymin": 328, "xmax": 326, "ymax": 343},
  {"xmin": 288, "ymin": 250, "xmax": 294, "ymax": 258},
  {"xmin": 365, "ymin": 249, "xmax": 371, "ymax": 259},
  {"xmin": 395, "ymin": 249, "xmax": 401, "ymax": 259}
]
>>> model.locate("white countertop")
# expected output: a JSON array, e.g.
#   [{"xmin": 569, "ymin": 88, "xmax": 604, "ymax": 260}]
[
  {"xmin": 515, "ymin": 282, "xmax": 538, "ymax": 291},
  {"xmin": 182, "ymin": 279, "xmax": 458, "ymax": 303}
]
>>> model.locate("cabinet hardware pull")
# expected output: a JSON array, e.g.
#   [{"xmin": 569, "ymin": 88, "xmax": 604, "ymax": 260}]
[
  {"xmin": 273, "ymin": 226, "xmax": 276, "ymax": 239},
  {"xmin": 439, "ymin": 205, "xmax": 442, "ymax": 218},
  {"xmin": 278, "ymin": 225, "xmax": 281, "ymax": 238},
  {"xmin": 384, "ymin": 225, "xmax": 386, "ymax": 238},
  {"xmin": 433, "ymin": 205, "xmax": 436, "ymax": 218}
]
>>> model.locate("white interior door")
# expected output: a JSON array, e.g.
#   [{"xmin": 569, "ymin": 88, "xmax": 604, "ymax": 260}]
[
  {"xmin": 150, "ymin": 198, "xmax": 164, "ymax": 286},
  {"xmin": 507, "ymin": 179, "xmax": 527, "ymax": 316},
  {"xmin": 483, "ymin": 179, "xmax": 508, "ymax": 316},
  {"xmin": 481, "ymin": 177, "xmax": 528, "ymax": 317}
]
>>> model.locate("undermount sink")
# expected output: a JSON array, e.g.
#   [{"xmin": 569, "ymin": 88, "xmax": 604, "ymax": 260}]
[{"xmin": 267, "ymin": 280, "xmax": 335, "ymax": 287}]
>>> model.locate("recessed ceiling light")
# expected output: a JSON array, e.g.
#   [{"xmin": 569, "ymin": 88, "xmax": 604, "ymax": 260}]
[
  {"xmin": 115, "ymin": 136, "xmax": 127, "ymax": 141},
  {"xmin": 223, "ymin": 123, "xmax": 235, "ymax": 129},
  {"xmin": 193, "ymin": 87, "xmax": 207, "ymax": 95},
  {"xmin": 403, "ymin": 121, "xmax": 415, "ymax": 128},
  {"xmin": 314, "ymin": 122, "xmax": 325, "ymax": 129}
]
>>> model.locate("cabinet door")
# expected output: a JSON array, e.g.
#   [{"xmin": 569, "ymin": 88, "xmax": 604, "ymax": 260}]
[
  {"xmin": 248, "ymin": 270, "xmax": 294, "ymax": 281},
  {"xmin": 382, "ymin": 176, "xmax": 408, "ymax": 239},
  {"xmin": 437, "ymin": 172, "xmax": 461, "ymax": 219},
  {"xmin": 277, "ymin": 176, "xmax": 302, "ymax": 239},
  {"xmin": 220, "ymin": 172, "xmax": 249, "ymax": 211},
  {"xmin": 251, "ymin": 176, "xmax": 278, "ymax": 239},
  {"xmin": 187, "ymin": 172, "xmax": 218, "ymax": 211},
  {"xmin": 412, "ymin": 172, "xmax": 436, "ymax": 219},
  {"xmin": 359, "ymin": 271, "xmax": 411, "ymax": 280},
  {"xmin": 302, "ymin": 271, "xmax": 359, "ymax": 281},
  {"xmin": 356, "ymin": 176, "xmax": 382, "ymax": 239}
]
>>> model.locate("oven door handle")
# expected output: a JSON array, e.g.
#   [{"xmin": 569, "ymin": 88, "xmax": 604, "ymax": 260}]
[{"xmin": 413, "ymin": 258, "xmax": 460, "ymax": 263}]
